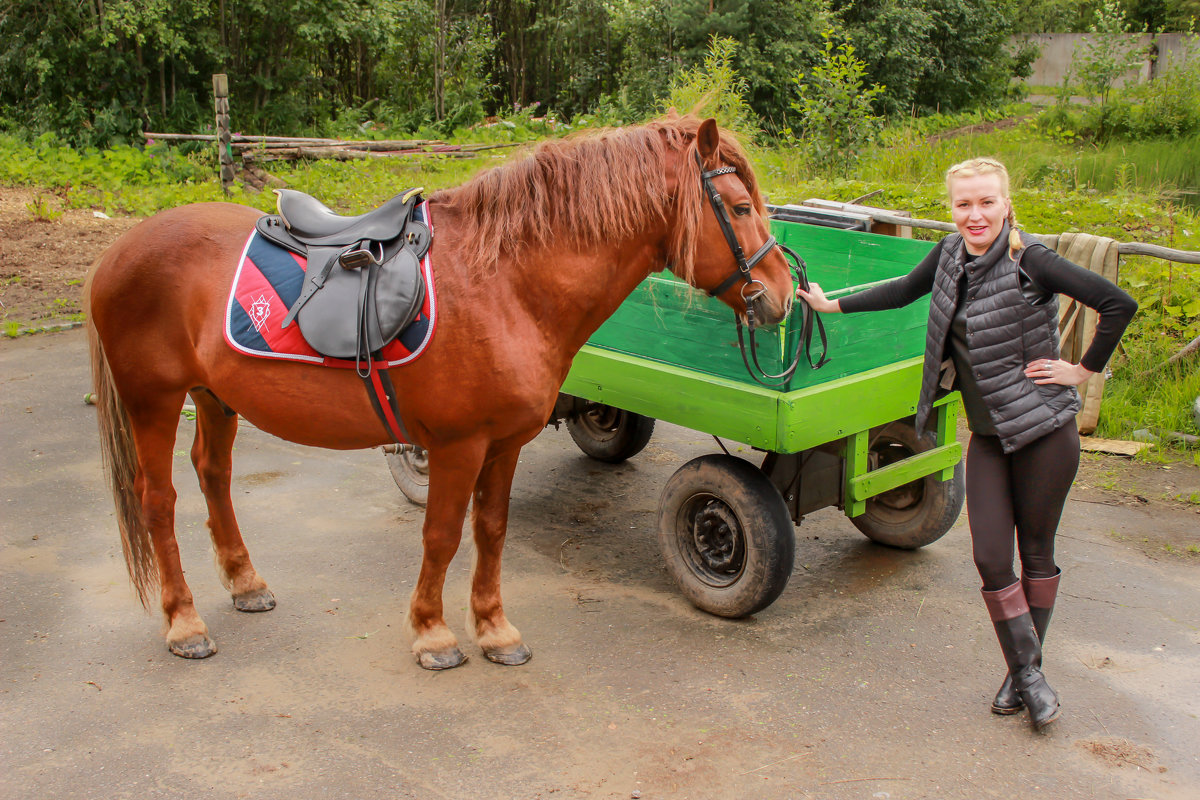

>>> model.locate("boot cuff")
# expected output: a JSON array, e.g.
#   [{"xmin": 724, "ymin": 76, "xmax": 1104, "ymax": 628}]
[
  {"xmin": 1022, "ymin": 568, "xmax": 1061, "ymax": 609},
  {"xmin": 982, "ymin": 580, "xmax": 1029, "ymax": 622}
]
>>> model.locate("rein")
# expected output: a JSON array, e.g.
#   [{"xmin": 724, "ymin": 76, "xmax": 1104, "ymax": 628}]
[{"xmin": 695, "ymin": 153, "xmax": 828, "ymax": 387}]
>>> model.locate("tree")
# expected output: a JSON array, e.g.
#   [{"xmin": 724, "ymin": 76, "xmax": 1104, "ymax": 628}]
[{"xmin": 789, "ymin": 28, "xmax": 884, "ymax": 174}]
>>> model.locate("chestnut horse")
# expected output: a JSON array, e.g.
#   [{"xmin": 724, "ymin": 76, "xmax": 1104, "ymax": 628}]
[{"xmin": 86, "ymin": 116, "xmax": 793, "ymax": 670}]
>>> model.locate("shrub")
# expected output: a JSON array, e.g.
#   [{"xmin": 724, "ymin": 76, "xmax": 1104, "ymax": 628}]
[
  {"xmin": 664, "ymin": 35, "xmax": 760, "ymax": 140},
  {"xmin": 787, "ymin": 29, "xmax": 884, "ymax": 176}
]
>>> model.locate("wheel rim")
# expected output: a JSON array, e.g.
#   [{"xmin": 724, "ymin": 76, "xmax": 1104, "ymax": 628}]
[
  {"xmin": 868, "ymin": 440, "xmax": 924, "ymax": 515},
  {"xmin": 393, "ymin": 448, "xmax": 430, "ymax": 484},
  {"xmin": 676, "ymin": 494, "xmax": 746, "ymax": 588},
  {"xmin": 573, "ymin": 404, "xmax": 624, "ymax": 443}
]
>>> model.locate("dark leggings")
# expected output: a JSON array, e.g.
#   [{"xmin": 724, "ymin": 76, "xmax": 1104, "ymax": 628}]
[{"xmin": 966, "ymin": 424, "xmax": 1080, "ymax": 591}]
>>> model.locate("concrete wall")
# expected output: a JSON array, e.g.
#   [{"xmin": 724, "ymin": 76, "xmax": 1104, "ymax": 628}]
[{"xmin": 1018, "ymin": 32, "xmax": 1196, "ymax": 87}]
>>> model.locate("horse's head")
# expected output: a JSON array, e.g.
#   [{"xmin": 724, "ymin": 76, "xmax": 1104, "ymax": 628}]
[{"xmin": 666, "ymin": 117, "xmax": 793, "ymax": 327}]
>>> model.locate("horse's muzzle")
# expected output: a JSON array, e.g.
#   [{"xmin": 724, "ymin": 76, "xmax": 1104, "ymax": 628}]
[{"xmin": 747, "ymin": 288, "xmax": 791, "ymax": 328}]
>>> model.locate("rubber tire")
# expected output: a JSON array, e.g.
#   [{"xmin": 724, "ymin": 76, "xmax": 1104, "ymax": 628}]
[
  {"xmin": 386, "ymin": 446, "xmax": 430, "ymax": 506},
  {"xmin": 849, "ymin": 420, "xmax": 965, "ymax": 549},
  {"xmin": 658, "ymin": 454, "xmax": 795, "ymax": 618},
  {"xmin": 566, "ymin": 403, "xmax": 655, "ymax": 463}
]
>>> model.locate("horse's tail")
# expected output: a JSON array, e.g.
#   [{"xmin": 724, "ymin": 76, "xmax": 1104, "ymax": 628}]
[{"xmin": 87, "ymin": 314, "xmax": 158, "ymax": 608}]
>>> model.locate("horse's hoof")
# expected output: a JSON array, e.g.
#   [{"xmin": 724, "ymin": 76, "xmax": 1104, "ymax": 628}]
[
  {"xmin": 168, "ymin": 634, "xmax": 217, "ymax": 659},
  {"xmin": 417, "ymin": 647, "xmax": 468, "ymax": 670},
  {"xmin": 233, "ymin": 588, "xmax": 276, "ymax": 613},
  {"xmin": 484, "ymin": 642, "xmax": 532, "ymax": 666}
]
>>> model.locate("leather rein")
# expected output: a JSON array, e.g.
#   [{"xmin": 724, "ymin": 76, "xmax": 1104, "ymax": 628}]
[{"xmin": 695, "ymin": 152, "xmax": 828, "ymax": 387}]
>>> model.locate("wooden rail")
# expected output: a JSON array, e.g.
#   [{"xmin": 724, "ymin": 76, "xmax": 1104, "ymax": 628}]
[{"xmin": 825, "ymin": 204, "xmax": 1200, "ymax": 265}]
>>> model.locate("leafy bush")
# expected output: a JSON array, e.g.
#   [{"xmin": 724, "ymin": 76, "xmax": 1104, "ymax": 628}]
[
  {"xmin": 664, "ymin": 36, "xmax": 760, "ymax": 139},
  {"xmin": 787, "ymin": 29, "xmax": 883, "ymax": 176},
  {"xmin": 1072, "ymin": 0, "xmax": 1147, "ymax": 120},
  {"xmin": 1124, "ymin": 35, "xmax": 1200, "ymax": 138}
]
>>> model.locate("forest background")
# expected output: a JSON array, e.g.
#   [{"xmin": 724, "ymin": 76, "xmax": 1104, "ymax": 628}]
[
  {"xmin": 2, "ymin": 0, "xmax": 1199, "ymax": 144},
  {"xmin": 0, "ymin": 0, "xmax": 1198, "ymax": 452}
]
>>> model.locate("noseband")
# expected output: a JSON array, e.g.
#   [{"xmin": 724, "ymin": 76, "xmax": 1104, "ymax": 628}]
[{"xmin": 695, "ymin": 153, "xmax": 828, "ymax": 386}]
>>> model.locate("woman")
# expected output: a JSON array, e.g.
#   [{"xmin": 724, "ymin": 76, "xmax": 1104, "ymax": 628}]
[{"xmin": 797, "ymin": 158, "xmax": 1137, "ymax": 731}]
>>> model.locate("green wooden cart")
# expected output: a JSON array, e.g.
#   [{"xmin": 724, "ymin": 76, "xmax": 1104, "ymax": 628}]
[{"xmin": 387, "ymin": 215, "xmax": 965, "ymax": 618}]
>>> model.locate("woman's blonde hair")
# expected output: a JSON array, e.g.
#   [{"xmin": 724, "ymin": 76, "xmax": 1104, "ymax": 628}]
[{"xmin": 945, "ymin": 157, "xmax": 1023, "ymax": 254}]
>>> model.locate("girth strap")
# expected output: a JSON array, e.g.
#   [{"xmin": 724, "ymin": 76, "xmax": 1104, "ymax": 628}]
[{"xmin": 361, "ymin": 366, "xmax": 411, "ymax": 445}]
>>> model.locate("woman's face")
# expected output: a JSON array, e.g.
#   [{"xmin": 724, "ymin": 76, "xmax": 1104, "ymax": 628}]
[{"xmin": 949, "ymin": 172, "xmax": 1011, "ymax": 255}]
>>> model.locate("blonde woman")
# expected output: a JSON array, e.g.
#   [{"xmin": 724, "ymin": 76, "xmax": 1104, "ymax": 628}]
[{"xmin": 798, "ymin": 158, "xmax": 1137, "ymax": 731}]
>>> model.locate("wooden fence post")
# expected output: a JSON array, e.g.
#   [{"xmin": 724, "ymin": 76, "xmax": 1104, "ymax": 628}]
[{"xmin": 213, "ymin": 74, "xmax": 234, "ymax": 193}]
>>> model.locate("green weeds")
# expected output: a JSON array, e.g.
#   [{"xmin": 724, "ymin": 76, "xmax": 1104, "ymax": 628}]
[{"xmin": 25, "ymin": 194, "xmax": 61, "ymax": 222}]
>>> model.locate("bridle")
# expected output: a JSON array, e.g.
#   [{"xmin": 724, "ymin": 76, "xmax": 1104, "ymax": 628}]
[{"xmin": 695, "ymin": 152, "xmax": 828, "ymax": 386}]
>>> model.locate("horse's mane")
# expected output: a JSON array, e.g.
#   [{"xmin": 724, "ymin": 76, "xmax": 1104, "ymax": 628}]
[{"xmin": 431, "ymin": 115, "xmax": 764, "ymax": 280}]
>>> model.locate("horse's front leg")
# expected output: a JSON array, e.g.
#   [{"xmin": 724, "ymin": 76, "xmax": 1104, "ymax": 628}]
[
  {"xmin": 406, "ymin": 439, "xmax": 487, "ymax": 670},
  {"xmin": 188, "ymin": 389, "xmax": 275, "ymax": 613},
  {"xmin": 469, "ymin": 445, "xmax": 531, "ymax": 665}
]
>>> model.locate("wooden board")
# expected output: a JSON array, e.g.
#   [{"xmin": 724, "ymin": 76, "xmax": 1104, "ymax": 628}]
[{"xmin": 1078, "ymin": 436, "xmax": 1153, "ymax": 456}]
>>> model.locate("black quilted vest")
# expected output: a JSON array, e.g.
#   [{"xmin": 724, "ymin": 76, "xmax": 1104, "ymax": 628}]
[{"xmin": 914, "ymin": 227, "xmax": 1080, "ymax": 454}]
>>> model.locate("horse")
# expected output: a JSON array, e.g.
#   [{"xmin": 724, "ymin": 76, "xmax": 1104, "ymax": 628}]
[{"xmin": 86, "ymin": 115, "xmax": 794, "ymax": 670}]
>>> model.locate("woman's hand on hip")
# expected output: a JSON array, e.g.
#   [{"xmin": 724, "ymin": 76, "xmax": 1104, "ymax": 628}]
[
  {"xmin": 795, "ymin": 282, "xmax": 841, "ymax": 314},
  {"xmin": 1025, "ymin": 358, "xmax": 1095, "ymax": 386}
]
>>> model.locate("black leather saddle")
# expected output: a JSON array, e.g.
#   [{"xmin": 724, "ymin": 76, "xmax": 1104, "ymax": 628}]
[
  {"xmin": 255, "ymin": 188, "xmax": 431, "ymax": 369},
  {"xmin": 275, "ymin": 189, "xmax": 419, "ymax": 244}
]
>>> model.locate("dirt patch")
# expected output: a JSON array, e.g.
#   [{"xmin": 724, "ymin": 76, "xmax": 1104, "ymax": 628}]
[
  {"xmin": 1073, "ymin": 450, "xmax": 1200, "ymax": 559},
  {"xmin": 1076, "ymin": 737, "xmax": 1164, "ymax": 772},
  {"xmin": 0, "ymin": 186, "xmax": 142, "ymax": 330},
  {"xmin": 926, "ymin": 115, "xmax": 1032, "ymax": 142}
]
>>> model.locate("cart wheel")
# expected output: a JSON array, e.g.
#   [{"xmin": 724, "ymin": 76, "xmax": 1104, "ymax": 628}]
[
  {"xmin": 566, "ymin": 402, "xmax": 655, "ymax": 463},
  {"xmin": 850, "ymin": 421, "xmax": 964, "ymax": 549},
  {"xmin": 658, "ymin": 454, "xmax": 795, "ymax": 618},
  {"xmin": 386, "ymin": 446, "xmax": 430, "ymax": 506}
]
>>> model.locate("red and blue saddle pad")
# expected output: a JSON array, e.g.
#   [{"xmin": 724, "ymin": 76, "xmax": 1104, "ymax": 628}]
[{"xmin": 224, "ymin": 202, "xmax": 436, "ymax": 368}]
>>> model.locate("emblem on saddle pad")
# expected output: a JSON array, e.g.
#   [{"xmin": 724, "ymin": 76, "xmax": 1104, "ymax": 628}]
[
  {"xmin": 255, "ymin": 188, "xmax": 432, "ymax": 366},
  {"xmin": 248, "ymin": 294, "xmax": 271, "ymax": 332}
]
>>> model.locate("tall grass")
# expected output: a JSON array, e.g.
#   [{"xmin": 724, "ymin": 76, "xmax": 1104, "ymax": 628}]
[{"xmin": 1071, "ymin": 135, "xmax": 1200, "ymax": 201}]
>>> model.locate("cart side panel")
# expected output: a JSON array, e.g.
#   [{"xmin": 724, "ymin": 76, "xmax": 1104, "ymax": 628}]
[
  {"xmin": 775, "ymin": 357, "xmax": 925, "ymax": 452},
  {"xmin": 586, "ymin": 221, "xmax": 938, "ymax": 391},
  {"xmin": 561, "ymin": 345, "xmax": 783, "ymax": 450}
]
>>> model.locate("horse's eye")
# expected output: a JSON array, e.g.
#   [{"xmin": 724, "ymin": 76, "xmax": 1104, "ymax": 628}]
[{"xmin": 733, "ymin": 204, "xmax": 751, "ymax": 217}]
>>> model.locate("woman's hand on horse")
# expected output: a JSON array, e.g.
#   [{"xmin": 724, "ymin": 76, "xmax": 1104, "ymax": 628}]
[
  {"xmin": 1024, "ymin": 358, "xmax": 1094, "ymax": 387},
  {"xmin": 795, "ymin": 282, "xmax": 841, "ymax": 314}
]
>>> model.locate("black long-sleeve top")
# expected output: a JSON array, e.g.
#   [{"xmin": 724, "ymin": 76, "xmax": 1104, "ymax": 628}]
[{"xmin": 839, "ymin": 240, "xmax": 1138, "ymax": 374}]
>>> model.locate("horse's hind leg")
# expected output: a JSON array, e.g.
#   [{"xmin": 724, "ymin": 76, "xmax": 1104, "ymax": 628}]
[
  {"xmin": 468, "ymin": 445, "xmax": 531, "ymax": 665},
  {"xmin": 189, "ymin": 389, "xmax": 275, "ymax": 613},
  {"xmin": 126, "ymin": 392, "xmax": 218, "ymax": 658}
]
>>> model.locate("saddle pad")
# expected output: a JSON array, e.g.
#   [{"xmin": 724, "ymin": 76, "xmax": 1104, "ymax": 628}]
[{"xmin": 224, "ymin": 204, "xmax": 437, "ymax": 367}]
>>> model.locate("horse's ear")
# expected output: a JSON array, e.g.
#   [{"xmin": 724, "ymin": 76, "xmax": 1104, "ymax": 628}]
[
  {"xmin": 696, "ymin": 118, "xmax": 720, "ymax": 164},
  {"xmin": 663, "ymin": 107, "xmax": 680, "ymax": 120}
]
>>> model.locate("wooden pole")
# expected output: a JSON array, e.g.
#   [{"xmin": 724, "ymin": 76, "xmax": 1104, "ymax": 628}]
[{"xmin": 213, "ymin": 74, "xmax": 234, "ymax": 193}]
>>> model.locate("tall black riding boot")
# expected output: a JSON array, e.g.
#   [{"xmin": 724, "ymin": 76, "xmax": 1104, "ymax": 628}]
[
  {"xmin": 991, "ymin": 569, "xmax": 1061, "ymax": 715},
  {"xmin": 982, "ymin": 581, "xmax": 1060, "ymax": 730}
]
